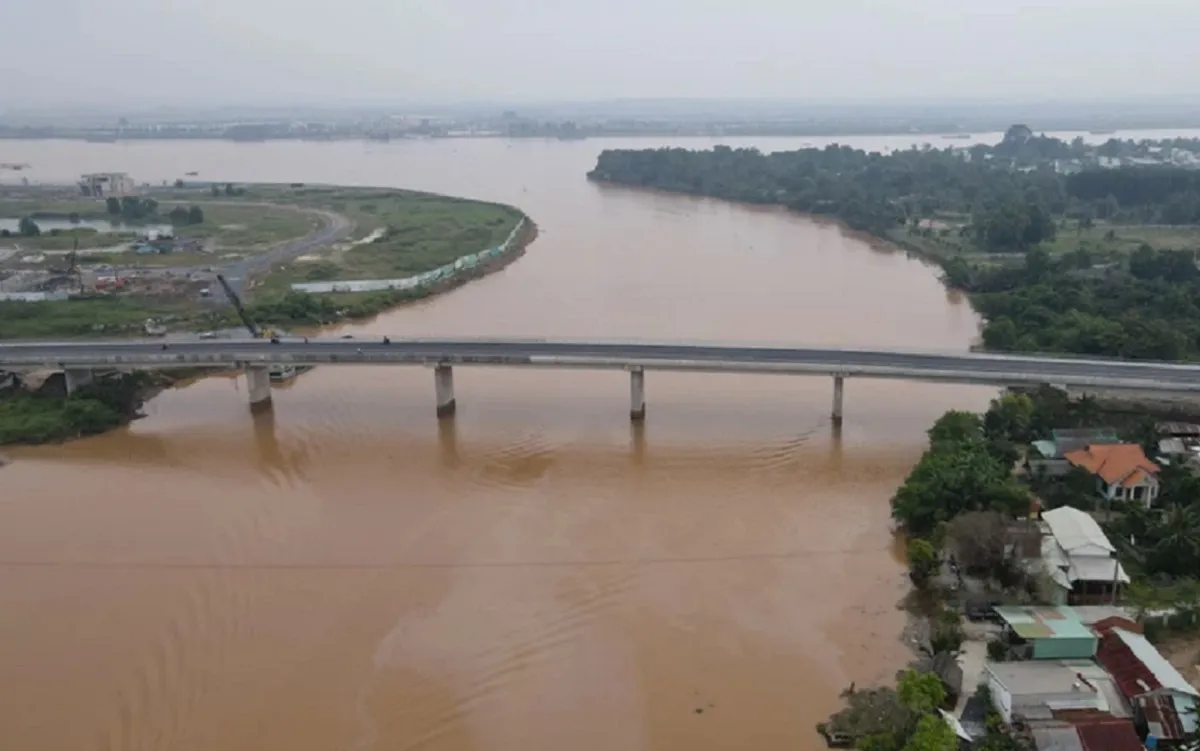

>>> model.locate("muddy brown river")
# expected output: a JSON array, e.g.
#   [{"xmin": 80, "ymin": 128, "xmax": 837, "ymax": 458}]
[{"xmin": 0, "ymin": 135, "xmax": 1003, "ymax": 751}]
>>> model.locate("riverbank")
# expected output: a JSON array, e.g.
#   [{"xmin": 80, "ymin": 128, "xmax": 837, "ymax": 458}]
[
  {"xmin": 244, "ymin": 214, "xmax": 537, "ymax": 328},
  {"xmin": 0, "ymin": 371, "xmax": 165, "ymax": 446},
  {"xmin": 589, "ymin": 142, "xmax": 1200, "ymax": 362},
  {"xmin": 0, "ymin": 217, "xmax": 537, "ymax": 446},
  {"xmin": 0, "ymin": 184, "xmax": 535, "ymax": 339}
]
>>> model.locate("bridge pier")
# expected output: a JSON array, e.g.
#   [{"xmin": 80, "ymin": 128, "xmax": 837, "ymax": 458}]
[
  {"xmin": 435, "ymin": 364, "xmax": 456, "ymax": 418},
  {"xmin": 245, "ymin": 365, "xmax": 273, "ymax": 411},
  {"xmin": 630, "ymin": 366, "xmax": 646, "ymax": 421},
  {"xmin": 832, "ymin": 375, "xmax": 845, "ymax": 427},
  {"xmin": 63, "ymin": 368, "xmax": 94, "ymax": 395}
]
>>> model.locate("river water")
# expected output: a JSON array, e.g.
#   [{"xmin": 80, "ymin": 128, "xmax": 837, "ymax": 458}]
[{"xmin": 0, "ymin": 129, "xmax": 1182, "ymax": 750}]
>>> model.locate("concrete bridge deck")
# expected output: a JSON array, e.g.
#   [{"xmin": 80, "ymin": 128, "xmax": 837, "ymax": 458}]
[{"xmin": 3, "ymin": 337, "xmax": 1199, "ymax": 422}]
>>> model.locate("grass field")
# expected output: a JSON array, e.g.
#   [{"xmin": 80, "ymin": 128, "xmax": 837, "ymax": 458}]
[
  {"xmin": 168, "ymin": 204, "xmax": 319, "ymax": 247},
  {"xmin": 0, "ymin": 296, "xmax": 222, "ymax": 339},
  {"xmin": 892, "ymin": 218, "xmax": 1200, "ymax": 270},
  {"xmin": 262, "ymin": 188, "xmax": 523, "ymax": 288}
]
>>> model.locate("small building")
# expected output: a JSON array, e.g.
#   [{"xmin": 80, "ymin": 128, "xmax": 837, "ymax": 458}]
[
  {"xmin": 1029, "ymin": 429, "xmax": 1120, "ymax": 476},
  {"xmin": 1095, "ymin": 628, "xmax": 1199, "ymax": 745},
  {"xmin": 1062, "ymin": 444, "xmax": 1160, "ymax": 508},
  {"xmin": 79, "ymin": 172, "xmax": 136, "ymax": 198},
  {"xmin": 994, "ymin": 606, "xmax": 1099, "ymax": 660},
  {"xmin": 984, "ymin": 661, "xmax": 1122, "ymax": 725},
  {"xmin": 1035, "ymin": 507, "xmax": 1129, "ymax": 605}
]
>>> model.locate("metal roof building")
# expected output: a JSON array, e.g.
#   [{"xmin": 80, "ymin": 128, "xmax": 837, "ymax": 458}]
[
  {"xmin": 994, "ymin": 606, "xmax": 1099, "ymax": 660},
  {"xmin": 1096, "ymin": 627, "xmax": 1199, "ymax": 742}
]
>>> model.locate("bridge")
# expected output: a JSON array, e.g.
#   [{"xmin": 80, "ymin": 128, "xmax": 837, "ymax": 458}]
[{"xmin": 2, "ymin": 337, "xmax": 1200, "ymax": 424}]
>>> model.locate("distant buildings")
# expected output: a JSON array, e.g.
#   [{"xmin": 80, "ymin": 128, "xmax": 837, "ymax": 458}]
[{"xmin": 79, "ymin": 172, "xmax": 136, "ymax": 198}]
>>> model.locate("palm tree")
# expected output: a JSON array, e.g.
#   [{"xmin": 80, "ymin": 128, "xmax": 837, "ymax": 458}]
[{"xmin": 1150, "ymin": 506, "xmax": 1200, "ymax": 578}]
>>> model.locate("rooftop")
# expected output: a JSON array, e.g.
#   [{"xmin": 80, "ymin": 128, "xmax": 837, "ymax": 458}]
[
  {"xmin": 1052, "ymin": 428, "xmax": 1121, "ymax": 455},
  {"xmin": 1031, "ymin": 723, "xmax": 1083, "ymax": 751},
  {"xmin": 1042, "ymin": 507, "xmax": 1117, "ymax": 556},
  {"xmin": 1098, "ymin": 628, "xmax": 1198, "ymax": 698},
  {"xmin": 995, "ymin": 606, "xmax": 1098, "ymax": 641},
  {"xmin": 1073, "ymin": 717, "xmax": 1144, "ymax": 751},
  {"xmin": 986, "ymin": 661, "xmax": 1111, "ymax": 707},
  {"xmin": 1064, "ymin": 444, "xmax": 1160, "ymax": 488}
]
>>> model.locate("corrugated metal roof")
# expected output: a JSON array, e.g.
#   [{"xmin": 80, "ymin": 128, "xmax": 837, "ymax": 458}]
[
  {"xmin": 1074, "ymin": 718, "xmax": 1144, "ymax": 751},
  {"xmin": 995, "ymin": 606, "xmax": 1098, "ymax": 641},
  {"xmin": 1034, "ymin": 440, "xmax": 1059, "ymax": 458},
  {"xmin": 1158, "ymin": 422, "xmax": 1200, "ymax": 437},
  {"xmin": 1070, "ymin": 556, "xmax": 1130, "ymax": 584},
  {"xmin": 1043, "ymin": 508, "xmax": 1117, "ymax": 555},
  {"xmin": 1095, "ymin": 628, "xmax": 1199, "ymax": 740},
  {"xmin": 1112, "ymin": 629, "xmax": 1198, "ymax": 696},
  {"xmin": 1032, "ymin": 723, "xmax": 1084, "ymax": 751}
]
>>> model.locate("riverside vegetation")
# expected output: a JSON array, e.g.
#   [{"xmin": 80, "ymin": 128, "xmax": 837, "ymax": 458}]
[
  {"xmin": 590, "ymin": 128, "xmax": 1200, "ymax": 361},
  {"xmin": 0, "ymin": 373, "xmax": 157, "ymax": 446},
  {"xmin": 588, "ymin": 131, "xmax": 1200, "ymax": 746}
]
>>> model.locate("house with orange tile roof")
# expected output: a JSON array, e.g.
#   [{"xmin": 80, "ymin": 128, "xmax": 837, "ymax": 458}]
[{"xmin": 1062, "ymin": 444, "xmax": 1160, "ymax": 508}]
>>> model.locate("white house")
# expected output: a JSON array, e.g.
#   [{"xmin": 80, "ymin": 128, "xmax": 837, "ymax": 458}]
[
  {"xmin": 1038, "ymin": 507, "xmax": 1129, "ymax": 605},
  {"xmin": 1063, "ymin": 444, "xmax": 1160, "ymax": 508}
]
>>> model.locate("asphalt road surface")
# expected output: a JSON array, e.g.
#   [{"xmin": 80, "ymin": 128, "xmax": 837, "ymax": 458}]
[{"xmin": 2, "ymin": 338, "xmax": 1200, "ymax": 390}]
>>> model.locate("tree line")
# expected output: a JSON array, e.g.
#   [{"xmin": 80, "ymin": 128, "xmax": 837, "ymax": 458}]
[{"xmin": 588, "ymin": 136, "xmax": 1200, "ymax": 254}]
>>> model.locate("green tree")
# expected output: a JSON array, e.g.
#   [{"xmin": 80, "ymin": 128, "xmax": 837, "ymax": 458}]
[
  {"xmin": 902, "ymin": 715, "xmax": 957, "ymax": 751},
  {"xmin": 941, "ymin": 257, "xmax": 972, "ymax": 290},
  {"xmin": 928, "ymin": 410, "xmax": 982, "ymax": 446},
  {"xmin": 984, "ymin": 393, "xmax": 1035, "ymax": 444},
  {"xmin": 907, "ymin": 538, "xmax": 940, "ymax": 588},
  {"xmin": 898, "ymin": 669, "xmax": 946, "ymax": 714},
  {"xmin": 210, "ymin": 184, "xmax": 220, "ymax": 197},
  {"xmin": 892, "ymin": 436, "xmax": 1030, "ymax": 537},
  {"xmin": 187, "ymin": 205, "xmax": 204, "ymax": 224},
  {"xmin": 105, "ymin": 196, "xmax": 121, "ymax": 215},
  {"xmin": 17, "ymin": 216, "xmax": 40, "ymax": 237},
  {"xmin": 168, "ymin": 206, "xmax": 190, "ymax": 224}
]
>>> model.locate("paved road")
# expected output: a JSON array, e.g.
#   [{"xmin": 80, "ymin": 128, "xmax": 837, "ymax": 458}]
[
  {"xmin": 217, "ymin": 206, "xmax": 352, "ymax": 295},
  {"xmin": 165, "ymin": 204, "xmax": 353, "ymax": 296},
  {"xmin": 3, "ymin": 338, "xmax": 1200, "ymax": 392}
]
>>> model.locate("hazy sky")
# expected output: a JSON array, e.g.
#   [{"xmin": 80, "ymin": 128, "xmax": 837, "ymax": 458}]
[{"xmin": 4, "ymin": 0, "xmax": 1200, "ymax": 107}]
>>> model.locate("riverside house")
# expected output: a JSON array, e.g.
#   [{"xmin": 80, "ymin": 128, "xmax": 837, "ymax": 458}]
[
  {"xmin": 1062, "ymin": 444, "xmax": 1161, "ymax": 508},
  {"xmin": 1036, "ymin": 508, "xmax": 1129, "ymax": 606}
]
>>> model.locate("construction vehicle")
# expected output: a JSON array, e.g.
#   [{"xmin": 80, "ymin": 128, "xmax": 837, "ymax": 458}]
[
  {"xmin": 143, "ymin": 318, "xmax": 167, "ymax": 337},
  {"xmin": 215, "ymin": 273, "xmax": 266, "ymax": 339},
  {"xmin": 47, "ymin": 240, "xmax": 82, "ymax": 293},
  {"xmin": 215, "ymin": 273, "xmax": 300, "ymax": 381}
]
